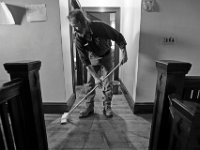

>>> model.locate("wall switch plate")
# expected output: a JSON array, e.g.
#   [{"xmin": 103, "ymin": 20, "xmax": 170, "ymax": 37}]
[{"xmin": 162, "ymin": 37, "xmax": 175, "ymax": 45}]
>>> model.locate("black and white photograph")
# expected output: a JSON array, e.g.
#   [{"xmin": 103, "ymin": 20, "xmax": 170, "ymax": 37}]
[{"xmin": 0, "ymin": 0, "xmax": 200, "ymax": 150}]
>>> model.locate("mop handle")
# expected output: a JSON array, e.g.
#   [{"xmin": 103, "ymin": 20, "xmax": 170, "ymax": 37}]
[{"xmin": 68, "ymin": 62, "xmax": 122, "ymax": 115}]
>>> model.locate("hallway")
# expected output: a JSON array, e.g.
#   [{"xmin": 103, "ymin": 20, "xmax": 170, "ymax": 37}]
[{"xmin": 45, "ymin": 86, "xmax": 152, "ymax": 150}]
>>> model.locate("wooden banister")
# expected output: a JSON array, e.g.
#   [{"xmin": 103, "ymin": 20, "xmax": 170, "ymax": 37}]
[
  {"xmin": 149, "ymin": 60, "xmax": 191, "ymax": 150},
  {"xmin": 149, "ymin": 60, "xmax": 200, "ymax": 150},
  {"xmin": 0, "ymin": 79, "xmax": 24, "ymax": 150},
  {"xmin": 0, "ymin": 61, "xmax": 48, "ymax": 150}
]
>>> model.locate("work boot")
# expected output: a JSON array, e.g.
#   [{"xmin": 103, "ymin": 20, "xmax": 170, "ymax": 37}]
[
  {"xmin": 103, "ymin": 103, "xmax": 113, "ymax": 118},
  {"xmin": 79, "ymin": 105, "xmax": 94, "ymax": 118}
]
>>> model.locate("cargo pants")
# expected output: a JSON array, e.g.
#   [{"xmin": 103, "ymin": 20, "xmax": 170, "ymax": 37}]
[{"xmin": 84, "ymin": 51, "xmax": 113, "ymax": 108}]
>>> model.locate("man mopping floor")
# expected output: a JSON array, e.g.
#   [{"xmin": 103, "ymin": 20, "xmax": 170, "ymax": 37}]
[{"xmin": 67, "ymin": 9, "xmax": 128, "ymax": 119}]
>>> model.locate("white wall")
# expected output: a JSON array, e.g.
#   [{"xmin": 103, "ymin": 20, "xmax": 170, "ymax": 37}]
[
  {"xmin": 137, "ymin": 0, "xmax": 200, "ymax": 103},
  {"xmin": 0, "ymin": 0, "xmax": 68, "ymax": 103},
  {"xmin": 79, "ymin": 0, "xmax": 142, "ymax": 102},
  {"xmin": 120, "ymin": 0, "xmax": 142, "ymax": 101}
]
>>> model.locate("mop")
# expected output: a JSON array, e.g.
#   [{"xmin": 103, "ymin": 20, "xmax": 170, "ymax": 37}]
[
  {"xmin": 60, "ymin": 61, "xmax": 122, "ymax": 124},
  {"xmin": 61, "ymin": 0, "xmax": 125, "ymax": 124}
]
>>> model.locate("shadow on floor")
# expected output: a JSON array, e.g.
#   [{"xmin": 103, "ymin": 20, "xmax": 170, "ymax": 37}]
[
  {"xmin": 46, "ymin": 112, "xmax": 138, "ymax": 150},
  {"xmin": 137, "ymin": 114, "xmax": 153, "ymax": 123}
]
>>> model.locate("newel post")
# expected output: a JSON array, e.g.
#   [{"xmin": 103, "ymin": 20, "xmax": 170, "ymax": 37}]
[
  {"xmin": 149, "ymin": 60, "xmax": 191, "ymax": 150},
  {"xmin": 4, "ymin": 61, "xmax": 48, "ymax": 150}
]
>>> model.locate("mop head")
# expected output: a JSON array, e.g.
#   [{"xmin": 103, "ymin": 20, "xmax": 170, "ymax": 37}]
[{"xmin": 60, "ymin": 112, "xmax": 70, "ymax": 124}]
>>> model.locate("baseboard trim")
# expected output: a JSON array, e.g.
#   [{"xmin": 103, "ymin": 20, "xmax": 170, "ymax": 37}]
[
  {"xmin": 119, "ymin": 79, "xmax": 154, "ymax": 114},
  {"xmin": 43, "ymin": 82, "xmax": 154, "ymax": 114},
  {"xmin": 43, "ymin": 93, "xmax": 76, "ymax": 114},
  {"xmin": 134, "ymin": 102, "xmax": 154, "ymax": 114},
  {"xmin": 119, "ymin": 79, "xmax": 135, "ymax": 114}
]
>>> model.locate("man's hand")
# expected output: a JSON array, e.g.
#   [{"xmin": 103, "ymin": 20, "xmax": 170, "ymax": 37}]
[
  {"xmin": 94, "ymin": 77, "xmax": 103, "ymax": 88},
  {"xmin": 121, "ymin": 48, "xmax": 128, "ymax": 65},
  {"xmin": 86, "ymin": 65, "xmax": 103, "ymax": 88}
]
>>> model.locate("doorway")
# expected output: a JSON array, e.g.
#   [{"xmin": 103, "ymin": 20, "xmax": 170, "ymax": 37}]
[{"xmin": 71, "ymin": 7, "xmax": 121, "ymax": 86}]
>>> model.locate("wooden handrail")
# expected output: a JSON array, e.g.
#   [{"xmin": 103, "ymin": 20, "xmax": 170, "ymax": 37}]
[
  {"xmin": 0, "ymin": 79, "xmax": 22, "ymax": 104},
  {"xmin": 184, "ymin": 76, "xmax": 200, "ymax": 87}
]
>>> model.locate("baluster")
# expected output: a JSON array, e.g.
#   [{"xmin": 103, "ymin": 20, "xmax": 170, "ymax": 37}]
[
  {"xmin": 0, "ymin": 117, "xmax": 6, "ymax": 150},
  {"xmin": 8, "ymin": 95, "xmax": 26, "ymax": 150},
  {"xmin": 0, "ymin": 103, "xmax": 16, "ymax": 150}
]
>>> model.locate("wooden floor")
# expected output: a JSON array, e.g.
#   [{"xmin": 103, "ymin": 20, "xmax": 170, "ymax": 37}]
[{"xmin": 45, "ymin": 86, "xmax": 152, "ymax": 150}]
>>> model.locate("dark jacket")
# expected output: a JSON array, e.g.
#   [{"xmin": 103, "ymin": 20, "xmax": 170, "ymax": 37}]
[{"xmin": 75, "ymin": 21, "xmax": 127, "ymax": 66}]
